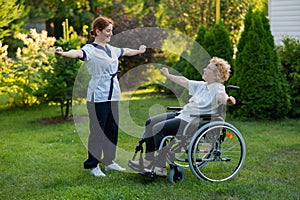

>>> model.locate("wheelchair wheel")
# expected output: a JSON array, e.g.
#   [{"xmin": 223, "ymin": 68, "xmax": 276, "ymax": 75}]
[
  {"xmin": 168, "ymin": 167, "xmax": 186, "ymax": 183},
  {"xmin": 188, "ymin": 121, "xmax": 246, "ymax": 182}
]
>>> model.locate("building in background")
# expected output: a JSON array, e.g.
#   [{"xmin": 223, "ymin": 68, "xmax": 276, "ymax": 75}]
[{"xmin": 268, "ymin": 0, "xmax": 300, "ymax": 45}]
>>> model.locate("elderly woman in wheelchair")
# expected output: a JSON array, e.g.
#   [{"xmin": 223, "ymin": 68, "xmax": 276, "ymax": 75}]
[{"xmin": 128, "ymin": 57, "xmax": 246, "ymax": 183}]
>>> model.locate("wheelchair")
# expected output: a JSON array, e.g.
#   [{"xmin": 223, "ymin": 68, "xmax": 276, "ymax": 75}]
[{"xmin": 128, "ymin": 85, "xmax": 246, "ymax": 183}]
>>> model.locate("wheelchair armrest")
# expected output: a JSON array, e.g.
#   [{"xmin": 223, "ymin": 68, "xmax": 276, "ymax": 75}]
[
  {"xmin": 190, "ymin": 113, "xmax": 220, "ymax": 118},
  {"xmin": 167, "ymin": 106, "xmax": 183, "ymax": 111},
  {"xmin": 226, "ymin": 85, "xmax": 240, "ymax": 91}
]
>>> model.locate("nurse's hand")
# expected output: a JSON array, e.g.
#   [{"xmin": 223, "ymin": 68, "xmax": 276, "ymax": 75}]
[
  {"xmin": 55, "ymin": 47, "xmax": 63, "ymax": 56},
  {"xmin": 139, "ymin": 45, "xmax": 146, "ymax": 53}
]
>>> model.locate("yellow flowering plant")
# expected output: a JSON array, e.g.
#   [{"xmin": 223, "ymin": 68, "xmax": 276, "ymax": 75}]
[{"xmin": 0, "ymin": 29, "xmax": 56, "ymax": 106}]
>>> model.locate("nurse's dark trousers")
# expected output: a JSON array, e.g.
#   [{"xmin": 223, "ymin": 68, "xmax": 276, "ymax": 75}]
[{"xmin": 84, "ymin": 101, "xmax": 119, "ymax": 168}]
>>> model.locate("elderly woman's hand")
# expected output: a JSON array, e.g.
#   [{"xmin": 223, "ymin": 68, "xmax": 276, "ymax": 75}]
[{"xmin": 227, "ymin": 96, "xmax": 236, "ymax": 105}]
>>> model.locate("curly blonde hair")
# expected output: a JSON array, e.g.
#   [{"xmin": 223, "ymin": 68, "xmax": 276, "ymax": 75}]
[{"xmin": 210, "ymin": 57, "xmax": 231, "ymax": 82}]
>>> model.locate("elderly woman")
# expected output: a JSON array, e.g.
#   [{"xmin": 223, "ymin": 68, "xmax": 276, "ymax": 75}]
[{"xmin": 129, "ymin": 57, "xmax": 236, "ymax": 177}]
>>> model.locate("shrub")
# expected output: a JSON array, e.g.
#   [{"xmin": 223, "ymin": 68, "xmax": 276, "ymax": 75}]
[
  {"xmin": 184, "ymin": 22, "xmax": 233, "ymax": 81},
  {"xmin": 277, "ymin": 37, "xmax": 300, "ymax": 118},
  {"xmin": 202, "ymin": 22, "xmax": 233, "ymax": 67},
  {"xmin": 0, "ymin": 29, "xmax": 56, "ymax": 106},
  {"xmin": 37, "ymin": 20, "xmax": 86, "ymax": 119},
  {"xmin": 230, "ymin": 7, "xmax": 290, "ymax": 120},
  {"xmin": 184, "ymin": 25, "xmax": 207, "ymax": 81}
]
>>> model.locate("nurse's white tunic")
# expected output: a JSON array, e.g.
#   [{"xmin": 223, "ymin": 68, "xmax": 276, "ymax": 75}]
[{"xmin": 81, "ymin": 43, "xmax": 123, "ymax": 102}]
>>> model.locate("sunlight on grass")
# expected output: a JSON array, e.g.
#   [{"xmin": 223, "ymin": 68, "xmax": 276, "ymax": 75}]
[{"xmin": 122, "ymin": 88, "xmax": 165, "ymax": 101}]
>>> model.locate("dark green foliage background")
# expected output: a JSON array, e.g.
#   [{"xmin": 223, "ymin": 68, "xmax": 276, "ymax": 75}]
[{"xmin": 230, "ymin": 8, "xmax": 290, "ymax": 120}]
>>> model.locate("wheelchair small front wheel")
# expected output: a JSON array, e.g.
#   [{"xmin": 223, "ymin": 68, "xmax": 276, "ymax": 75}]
[{"xmin": 168, "ymin": 167, "xmax": 186, "ymax": 183}]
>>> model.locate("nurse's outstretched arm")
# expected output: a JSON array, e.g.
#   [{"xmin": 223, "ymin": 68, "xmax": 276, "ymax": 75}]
[
  {"xmin": 123, "ymin": 45, "xmax": 146, "ymax": 56},
  {"xmin": 55, "ymin": 47, "xmax": 83, "ymax": 59}
]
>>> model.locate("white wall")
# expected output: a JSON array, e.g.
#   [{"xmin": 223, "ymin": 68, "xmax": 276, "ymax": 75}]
[{"xmin": 268, "ymin": 0, "xmax": 300, "ymax": 45}]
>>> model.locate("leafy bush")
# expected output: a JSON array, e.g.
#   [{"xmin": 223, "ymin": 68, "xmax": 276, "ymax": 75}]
[
  {"xmin": 277, "ymin": 37, "xmax": 300, "ymax": 118},
  {"xmin": 184, "ymin": 22, "xmax": 233, "ymax": 81},
  {"xmin": 0, "ymin": 29, "xmax": 56, "ymax": 106},
  {"xmin": 184, "ymin": 25, "xmax": 207, "ymax": 81},
  {"xmin": 0, "ymin": 0, "xmax": 25, "ymax": 39},
  {"xmin": 202, "ymin": 22, "xmax": 233, "ymax": 67},
  {"xmin": 230, "ymin": 7, "xmax": 290, "ymax": 120},
  {"xmin": 37, "ymin": 20, "xmax": 86, "ymax": 119},
  {"xmin": 167, "ymin": 50, "xmax": 189, "ymax": 98}
]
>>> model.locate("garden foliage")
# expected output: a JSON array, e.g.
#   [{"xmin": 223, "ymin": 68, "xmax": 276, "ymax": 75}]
[
  {"xmin": 202, "ymin": 22, "xmax": 233, "ymax": 67},
  {"xmin": 230, "ymin": 7, "xmax": 291, "ymax": 120},
  {"xmin": 277, "ymin": 37, "xmax": 300, "ymax": 118},
  {"xmin": 183, "ymin": 22, "xmax": 233, "ymax": 81},
  {"xmin": 0, "ymin": 29, "xmax": 55, "ymax": 106},
  {"xmin": 184, "ymin": 25, "xmax": 207, "ymax": 81},
  {"xmin": 0, "ymin": 0, "xmax": 25, "ymax": 39},
  {"xmin": 37, "ymin": 20, "xmax": 86, "ymax": 119}
]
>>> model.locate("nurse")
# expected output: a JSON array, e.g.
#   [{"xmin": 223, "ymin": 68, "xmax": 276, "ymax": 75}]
[{"xmin": 55, "ymin": 16, "xmax": 146, "ymax": 177}]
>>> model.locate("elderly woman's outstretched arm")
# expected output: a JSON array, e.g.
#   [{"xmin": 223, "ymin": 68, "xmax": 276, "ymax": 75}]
[{"xmin": 160, "ymin": 67, "xmax": 189, "ymax": 89}]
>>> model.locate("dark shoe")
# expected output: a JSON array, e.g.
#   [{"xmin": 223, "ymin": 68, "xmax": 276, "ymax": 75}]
[
  {"xmin": 130, "ymin": 158, "xmax": 151, "ymax": 168},
  {"xmin": 145, "ymin": 167, "xmax": 167, "ymax": 177},
  {"xmin": 128, "ymin": 158, "xmax": 152, "ymax": 172}
]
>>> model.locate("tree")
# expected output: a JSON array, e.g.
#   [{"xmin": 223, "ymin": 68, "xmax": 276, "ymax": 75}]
[
  {"xmin": 230, "ymin": 7, "xmax": 290, "ymax": 120},
  {"xmin": 24, "ymin": 0, "xmax": 98, "ymax": 38},
  {"xmin": 184, "ymin": 22, "xmax": 233, "ymax": 81},
  {"xmin": 184, "ymin": 25, "xmax": 207, "ymax": 81},
  {"xmin": 157, "ymin": 0, "xmax": 251, "ymax": 45},
  {"xmin": 0, "ymin": 0, "xmax": 25, "ymax": 39},
  {"xmin": 109, "ymin": 0, "xmax": 159, "ymax": 89},
  {"xmin": 278, "ymin": 38, "xmax": 300, "ymax": 118},
  {"xmin": 38, "ymin": 20, "xmax": 86, "ymax": 119},
  {"xmin": 202, "ymin": 22, "xmax": 233, "ymax": 66}
]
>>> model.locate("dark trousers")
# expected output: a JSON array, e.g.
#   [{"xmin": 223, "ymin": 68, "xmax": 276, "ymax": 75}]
[
  {"xmin": 84, "ymin": 101, "xmax": 119, "ymax": 168},
  {"xmin": 143, "ymin": 112, "xmax": 188, "ymax": 168}
]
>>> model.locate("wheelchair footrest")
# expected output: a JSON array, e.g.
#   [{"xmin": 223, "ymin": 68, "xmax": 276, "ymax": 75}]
[{"xmin": 139, "ymin": 171, "xmax": 157, "ymax": 179}]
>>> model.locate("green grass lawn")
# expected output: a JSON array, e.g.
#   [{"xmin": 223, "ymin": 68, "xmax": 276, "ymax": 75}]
[{"xmin": 0, "ymin": 91, "xmax": 299, "ymax": 200}]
